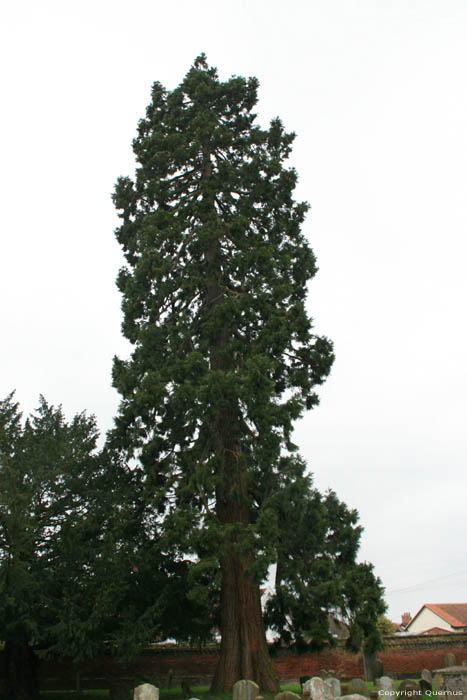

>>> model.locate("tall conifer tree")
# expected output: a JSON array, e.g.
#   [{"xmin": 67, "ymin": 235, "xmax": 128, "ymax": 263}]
[{"xmin": 111, "ymin": 55, "xmax": 334, "ymax": 691}]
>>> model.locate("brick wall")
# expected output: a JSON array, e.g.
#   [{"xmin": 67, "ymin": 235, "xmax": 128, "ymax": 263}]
[
  {"xmin": 379, "ymin": 635, "xmax": 467, "ymax": 676},
  {"xmin": 7, "ymin": 633, "xmax": 467, "ymax": 690}
]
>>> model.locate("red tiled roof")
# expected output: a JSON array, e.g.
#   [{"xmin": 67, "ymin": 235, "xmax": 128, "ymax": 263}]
[
  {"xmin": 425, "ymin": 604, "xmax": 467, "ymax": 628},
  {"xmin": 408, "ymin": 603, "xmax": 467, "ymax": 631},
  {"xmin": 422, "ymin": 626, "xmax": 455, "ymax": 635}
]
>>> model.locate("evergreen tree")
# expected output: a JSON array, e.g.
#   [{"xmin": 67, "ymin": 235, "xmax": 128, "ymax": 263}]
[
  {"xmin": 111, "ymin": 55, "xmax": 334, "ymax": 691},
  {"xmin": 0, "ymin": 394, "xmax": 100, "ymax": 699},
  {"xmin": 264, "ymin": 468, "xmax": 386, "ymax": 653},
  {"xmin": 0, "ymin": 395, "xmax": 209, "ymax": 700}
]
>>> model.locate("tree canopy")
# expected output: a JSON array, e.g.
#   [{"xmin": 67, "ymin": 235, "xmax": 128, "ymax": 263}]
[
  {"xmin": 1, "ymin": 55, "xmax": 386, "ymax": 698},
  {"xmin": 111, "ymin": 54, "xmax": 339, "ymax": 691},
  {"xmin": 0, "ymin": 394, "xmax": 210, "ymax": 700},
  {"xmin": 0, "ymin": 393, "xmax": 101, "ymax": 698}
]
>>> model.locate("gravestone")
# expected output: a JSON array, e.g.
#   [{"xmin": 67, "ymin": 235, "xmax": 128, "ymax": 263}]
[
  {"xmin": 376, "ymin": 676, "xmax": 394, "ymax": 694},
  {"xmin": 324, "ymin": 677, "xmax": 341, "ymax": 698},
  {"xmin": 303, "ymin": 677, "xmax": 332, "ymax": 700},
  {"xmin": 339, "ymin": 695, "xmax": 368, "ymax": 700},
  {"xmin": 350, "ymin": 679, "xmax": 367, "ymax": 696},
  {"xmin": 421, "ymin": 670, "xmax": 432, "ymax": 683},
  {"xmin": 445, "ymin": 654, "xmax": 456, "ymax": 667},
  {"xmin": 275, "ymin": 692, "xmax": 300, "ymax": 700},
  {"xmin": 301, "ymin": 677, "xmax": 312, "ymax": 690},
  {"xmin": 233, "ymin": 680, "xmax": 260, "ymax": 700},
  {"xmin": 463, "ymin": 661, "xmax": 467, "ymax": 668},
  {"xmin": 433, "ymin": 674, "xmax": 444, "ymax": 691},
  {"xmin": 320, "ymin": 670, "xmax": 328, "ymax": 680},
  {"xmin": 419, "ymin": 680, "xmax": 431, "ymax": 694},
  {"xmin": 433, "ymin": 667, "xmax": 467, "ymax": 699},
  {"xmin": 134, "ymin": 684, "xmax": 159, "ymax": 700},
  {"xmin": 398, "ymin": 680, "xmax": 418, "ymax": 693}
]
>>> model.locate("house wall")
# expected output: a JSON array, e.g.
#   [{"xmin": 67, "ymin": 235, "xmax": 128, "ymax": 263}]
[{"xmin": 408, "ymin": 608, "xmax": 453, "ymax": 634}]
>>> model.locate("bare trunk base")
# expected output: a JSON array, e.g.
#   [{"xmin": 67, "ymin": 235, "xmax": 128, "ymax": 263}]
[{"xmin": 210, "ymin": 551, "xmax": 279, "ymax": 693}]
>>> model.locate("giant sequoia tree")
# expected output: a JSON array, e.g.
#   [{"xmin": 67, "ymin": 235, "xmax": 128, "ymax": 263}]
[{"xmin": 111, "ymin": 56, "xmax": 335, "ymax": 691}]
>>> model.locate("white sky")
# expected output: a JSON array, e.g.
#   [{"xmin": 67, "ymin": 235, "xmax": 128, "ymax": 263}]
[{"xmin": 1, "ymin": 0, "xmax": 466, "ymax": 624}]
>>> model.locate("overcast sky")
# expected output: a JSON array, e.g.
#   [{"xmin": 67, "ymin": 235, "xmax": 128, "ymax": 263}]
[{"xmin": 1, "ymin": 0, "xmax": 466, "ymax": 624}]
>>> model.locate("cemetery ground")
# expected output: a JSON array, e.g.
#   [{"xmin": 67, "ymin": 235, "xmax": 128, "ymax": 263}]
[{"xmin": 38, "ymin": 680, "xmax": 436, "ymax": 700}]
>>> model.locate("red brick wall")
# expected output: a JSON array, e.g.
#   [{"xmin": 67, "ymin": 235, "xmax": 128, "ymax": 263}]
[
  {"xmin": 379, "ymin": 638, "xmax": 467, "ymax": 676},
  {"xmin": 31, "ymin": 633, "xmax": 467, "ymax": 690}
]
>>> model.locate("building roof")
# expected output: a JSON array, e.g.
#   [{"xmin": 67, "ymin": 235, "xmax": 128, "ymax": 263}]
[
  {"xmin": 421, "ymin": 627, "xmax": 455, "ymax": 635},
  {"xmin": 408, "ymin": 603, "xmax": 467, "ymax": 631}
]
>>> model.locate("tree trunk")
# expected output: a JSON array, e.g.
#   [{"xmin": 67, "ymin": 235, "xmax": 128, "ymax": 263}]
[
  {"xmin": 211, "ymin": 544, "xmax": 279, "ymax": 692},
  {"xmin": 210, "ymin": 437, "xmax": 279, "ymax": 693},
  {"xmin": 2, "ymin": 640, "xmax": 40, "ymax": 700},
  {"xmin": 203, "ymin": 148, "xmax": 278, "ymax": 694},
  {"xmin": 363, "ymin": 648, "xmax": 377, "ymax": 682}
]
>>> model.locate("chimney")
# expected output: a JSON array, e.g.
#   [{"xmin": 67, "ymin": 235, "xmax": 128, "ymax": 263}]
[{"xmin": 401, "ymin": 612, "xmax": 411, "ymax": 628}]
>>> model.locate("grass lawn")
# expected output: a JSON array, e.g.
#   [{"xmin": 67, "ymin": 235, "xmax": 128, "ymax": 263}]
[{"xmin": 40, "ymin": 679, "xmax": 434, "ymax": 700}]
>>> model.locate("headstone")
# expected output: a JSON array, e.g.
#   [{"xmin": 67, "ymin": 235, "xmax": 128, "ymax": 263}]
[
  {"xmin": 374, "ymin": 660, "xmax": 384, "ymax": 679},
  {"xmin": 376, "ymin": 677, "xmax": 394, "ymax": 694},
  {"xmin": 134, "ymin": 684, "xmax": 159, "ymax": 700},
  {"xmin": 320, "ymin": 670, "xmax": 328, "ymax": 680},
  {"xmin": 339, "ymin": 695, "xmax": 368, "ymax": 700},
  {"xmin": 433, "ymin": 674, "xmax": 444, "ymax": 691},
  {"xmin": 301, "ymin": 677, "xmax": 312, "ymax": 690},
  {"xmin": 421, "ymin": 670, "xmax": 432, "ymax": 683},
  {"xmin": 434, "ymin": 667, "xmax": 467, "ymax": 699},
  {"xmin": 419, "ymin": 679, "xmax": 432, "ymax": 694},
  {"xmin": 303, "ymin": 677, "xmax": 332, "ymax": 700},
  {"xmin": 324, "ymin": 677, "xmax": 341, "ymax": 698},
  {"xmin": 445, "ymin": 654, "xmax": 456, "ymax": 667},
  {"xmin": 463, "ymin": 661, "xmax": 467, "ymax": 668},
  {"xmin": 398, "ymin": 680, "xmax": 418, "ymax": 694},
  {"xmin": 233, "ymin": 680, "xmax": 260, "ymax": 700},
  {"xmin": 275, "ymin": 693, "xmax": 300, "ymax": 700},
  {"xmin": 350, "ymin": 679, "xmax": 367, "ymax": 696}
]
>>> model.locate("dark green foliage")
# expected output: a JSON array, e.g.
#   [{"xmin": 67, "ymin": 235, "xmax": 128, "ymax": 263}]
[
  {"xmin": 0, "ymin": 393, "xmax": 101, "ymax": 698},
  {"xmin": 111, "ymin": 54, "xmax": 334, "ymax": 490},
  {"xmin": 264, "ymin": 464, "xmax": 386, "ymax": 652},
  {"xmin": 111, "ymin": 63, "xmax": 333, "ymax": 553},
  {"xmin": 110, "ymin": 55, "xmax": 383, "ymax": 685},
  {"xmin": 0, "ymin": 393, "xmax": 212, "ymax": 699},
  {"xmin": 0, "ymin": 393, "xmax": 101, "ymax": 656}
]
